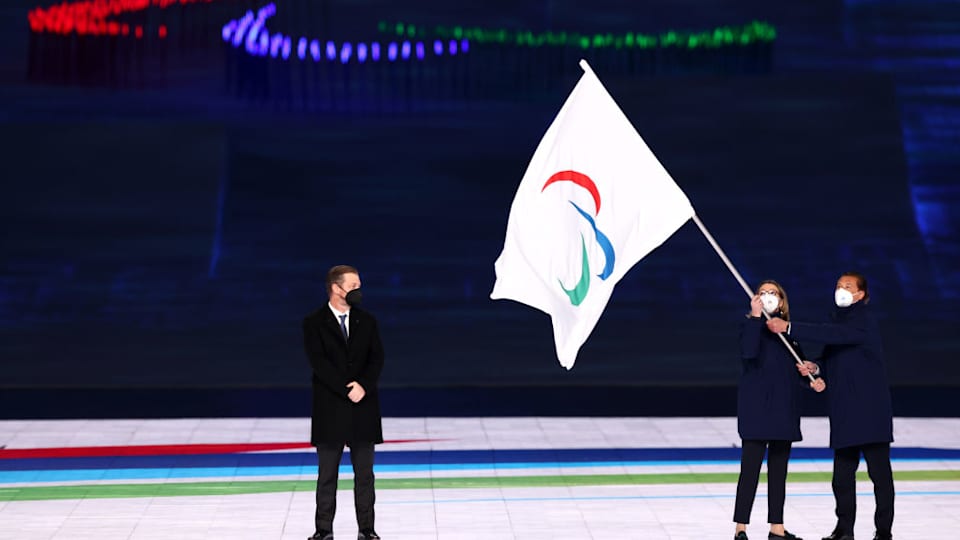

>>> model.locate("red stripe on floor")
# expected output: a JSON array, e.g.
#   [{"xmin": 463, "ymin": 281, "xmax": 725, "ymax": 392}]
[{"xmin": 0, "ymin": 439, "xmax": 438, "ymax": 459}]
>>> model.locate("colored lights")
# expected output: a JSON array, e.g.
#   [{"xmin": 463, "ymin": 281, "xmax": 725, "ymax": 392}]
[
  {"xmin": 28, "ymin": 0, "xmax": 215, "ymax": 38},
  {"xmin": 377, "ymin": 20, "xmax": 777, "ymax": 50},
  {"xmin": 221, "ymin": 3, "xmax": 469, "ymax": 65}
]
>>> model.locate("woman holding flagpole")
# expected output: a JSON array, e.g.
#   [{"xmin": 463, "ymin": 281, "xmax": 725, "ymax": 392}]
[{"xmin": 734, "ymin": 280, "xmax": 825, "ymax": 540}]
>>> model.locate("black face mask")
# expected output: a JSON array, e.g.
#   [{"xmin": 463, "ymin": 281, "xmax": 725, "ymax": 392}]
[{"xmin": 345, "ymin": 288, "xmax": 363, "ymax": 307}]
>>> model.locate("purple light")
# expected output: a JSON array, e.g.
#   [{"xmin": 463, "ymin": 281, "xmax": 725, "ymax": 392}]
[
  {"xmin": 244, "ymin": 5, "xmax": 274, "ymax": 54},
  {"xmin": 223, "ymin": 4, "xmax": 471, "ymax": 66},
  {"xmin": 258, "ymin": 32, "xmax": 269, "ymax": 56},
  {"xmin": 221, "ymin": 20, "xmax": 237, "ymax": 42},
  {"xmin": 232, "ymin": 12, "xmax": 253, "ymax": 47},
  {"xmin": 245, "ymin": 28, "xmax": 260, "ymax": 54},
  {"xmin": 270, "ymin": 33, "xmax": 283, "ymax": 58},
  {"xmin": 297, "ymin": 37, "xmax": 307, "ymax": 60}
]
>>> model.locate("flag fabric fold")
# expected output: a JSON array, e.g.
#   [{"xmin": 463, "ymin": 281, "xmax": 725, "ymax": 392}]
[{"xmin": 490, "ymin": 60, "xmax": 695, "ymax": 369}]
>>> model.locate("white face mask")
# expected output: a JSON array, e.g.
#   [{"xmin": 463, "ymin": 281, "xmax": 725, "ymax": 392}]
[
  {"xmin": 760, "ymin": 293, "xmax": 780, "ymax": 315},
  {"xmin": 835, "ymin": 288, "xmax": 854, "ymax": 307}
]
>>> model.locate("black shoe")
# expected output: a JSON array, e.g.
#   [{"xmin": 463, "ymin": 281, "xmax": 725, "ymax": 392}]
[
  {"xmin": 309, "ymin": 531, "xmax": 333, "ymax": 540},
  {"xmin": 770, "ymin": 531, "xmax": 802, "ymax": 540},
  {"xmin": 735, "ymin": 532, "xmax": 748, "ymax": 540},
  {"xmin": 822, "ymin": 531, "xmax": 854, "ymax": 540},
  {"xmin": 358, "ymin": 530, "xmax": 380, "ymax": 540},
  {"xmin": 872, "ymin": 533, "xmax": 892, "ymax": 540}
]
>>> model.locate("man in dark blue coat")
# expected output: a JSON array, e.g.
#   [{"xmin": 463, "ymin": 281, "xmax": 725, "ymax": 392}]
[
  {"xmin": 767, "ymin": 272, "xmax": 894, "ymax": 540},
  {"xmin": 303, "ymin": 265, "xmax": 384, "ymax": 540}
]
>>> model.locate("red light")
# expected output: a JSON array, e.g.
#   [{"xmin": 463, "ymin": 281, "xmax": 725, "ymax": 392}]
[{"xmin": 28, "ymin": 0, "xmax": 217, "ymax": 37}]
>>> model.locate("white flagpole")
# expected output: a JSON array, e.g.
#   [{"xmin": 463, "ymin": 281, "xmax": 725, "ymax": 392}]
[
  {"xmin": 579, "ymin": 59, "xmax": 811, "ymax": 379},
  {"xmin": 691, "ymin": 214, "xmax": 815, "ymax": 381}
]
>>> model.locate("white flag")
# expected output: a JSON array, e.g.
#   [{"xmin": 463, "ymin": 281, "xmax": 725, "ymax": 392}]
[{"xmin": 490, "ymin": 60, "xmax": 695, "ymax": 369}]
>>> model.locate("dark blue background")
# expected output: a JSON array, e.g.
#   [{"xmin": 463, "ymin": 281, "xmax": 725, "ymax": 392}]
[{"xmin": 1, "ymin": 0, "xmax": 958, "ymax": 415}]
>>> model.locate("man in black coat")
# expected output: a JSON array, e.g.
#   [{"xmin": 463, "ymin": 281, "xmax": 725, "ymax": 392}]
[
  {"xmin": 768, "ymin": 272, "xmax": 894, "ymax": 540},
  {"xmin": 303, "ymin": 265, "xmax": 384, "ymax": 540}
]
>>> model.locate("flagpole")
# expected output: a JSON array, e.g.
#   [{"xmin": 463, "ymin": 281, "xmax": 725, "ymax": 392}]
[{"xmin": 691, "ymin": 214, "xmax": 815, "ymax": 381}]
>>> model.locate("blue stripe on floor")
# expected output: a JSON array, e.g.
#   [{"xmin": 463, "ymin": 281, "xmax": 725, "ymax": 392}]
[{"xmin": 2, "ymin": 457, "xmax": 960, "ymax": 484}]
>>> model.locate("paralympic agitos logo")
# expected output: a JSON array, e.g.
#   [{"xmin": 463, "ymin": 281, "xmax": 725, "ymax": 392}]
[{"xmin": 541, "ymin": 170, "xmax": 615, "ymax": 306}]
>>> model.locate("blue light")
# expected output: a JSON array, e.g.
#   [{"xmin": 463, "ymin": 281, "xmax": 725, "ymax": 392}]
[
  {"xmin": 461, "ymin": 39, "xmax": 469, "ymax": 53},
  {"xmin": 220, "ymin": 4, "xmax": 460, "ymax": 67},
  {"xmin": 222, "ymin": 20, "xmax": 237, "ymax": 42},
  {"xmin": 244, "ymin": 4, "xmax": 274, "ymax": 55},
  {"xmin": 244, "ymin": 20, "xmax": 261, "ymax": 54},
  {"xmin": 270, "ymin": 33, "xmax": 283, "ymax": 58},
  {"xmin": 258, "ymin": 33, "xmax": 269, "ymax": 56},
  {"xmin": 232, "ymin": 12, "xmax": 253, "ymax": 47},
  {"xmin": 297, "ymin": 37, "xmax": 307, "ymax": 60}
]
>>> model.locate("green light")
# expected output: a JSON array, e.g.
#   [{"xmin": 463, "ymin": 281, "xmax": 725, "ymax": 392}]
[{"xmin": 375, "ymin": 21, "xmax": 776, "ymax": 51}]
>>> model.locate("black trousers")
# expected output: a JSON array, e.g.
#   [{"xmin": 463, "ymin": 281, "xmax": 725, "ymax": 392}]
[
  {"xmin": 832, "ymin": 442, "xmax": 895, "ymax": 536},
  {"xmin": 315, "ymin": 442, "xmax": 376, "ymax": 532},
  {"xmin": 733, "ymin": 439, "xmax": 793, "ymax": 524}
]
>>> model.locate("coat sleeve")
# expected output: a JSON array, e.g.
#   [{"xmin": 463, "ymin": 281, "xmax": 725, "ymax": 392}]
[
  {"xmin": 788, "ymin": 339, "xmax": 817, "ymax": 389},
  {"xmin": 789, "ymin": 314, "xmax": 868, "ymax": 345},
  {"xmin": 357, "ymin": 317, "xmax": 384, "ymax": 392},
  {"xmin": 739, "ymin": 317, "xmax": 763, "ymax": 362},
  {"xmin": 303, "ymin": 317, "xmax": 351, "ymax": 399}
]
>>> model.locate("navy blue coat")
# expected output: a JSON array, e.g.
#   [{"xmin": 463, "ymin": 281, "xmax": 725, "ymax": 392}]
[
  {"xmin": 737, "ymin": 314, "xmax": 806, "ymax": 442},
  {"xmin": 790, "ymin": 301, "xmax": 893, "ymax": 449},
  {"xmin": 303, "ymin": 305, "xmax": 385, "ymax": 446}
]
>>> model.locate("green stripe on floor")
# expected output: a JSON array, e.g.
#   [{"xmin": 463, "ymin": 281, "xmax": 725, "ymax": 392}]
[{"xmin": 1, "ymin": 470, "xmax": 958, "ymax": 501}]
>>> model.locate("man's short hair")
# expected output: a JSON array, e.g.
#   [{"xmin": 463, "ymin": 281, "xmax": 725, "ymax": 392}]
[
  {"xmin": 842, "ymin": 271, "xmax": 870, "ymax": 303},
  {"xmin": 326, "ymin": 265, "xmax": 359, "ymax": 294}
]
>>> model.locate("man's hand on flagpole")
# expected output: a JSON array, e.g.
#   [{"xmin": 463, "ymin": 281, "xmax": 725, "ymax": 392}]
[
  {"xmin": 810, "ymin": 378, "xmax": 826, "ymax": 392},
  {"xmin": 766, "ymin": 317, "xmax": 789, "ymax": 334},
  {"xmin": 797, "ymin": 360, "xmax": 819, "ymax": 377}
]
